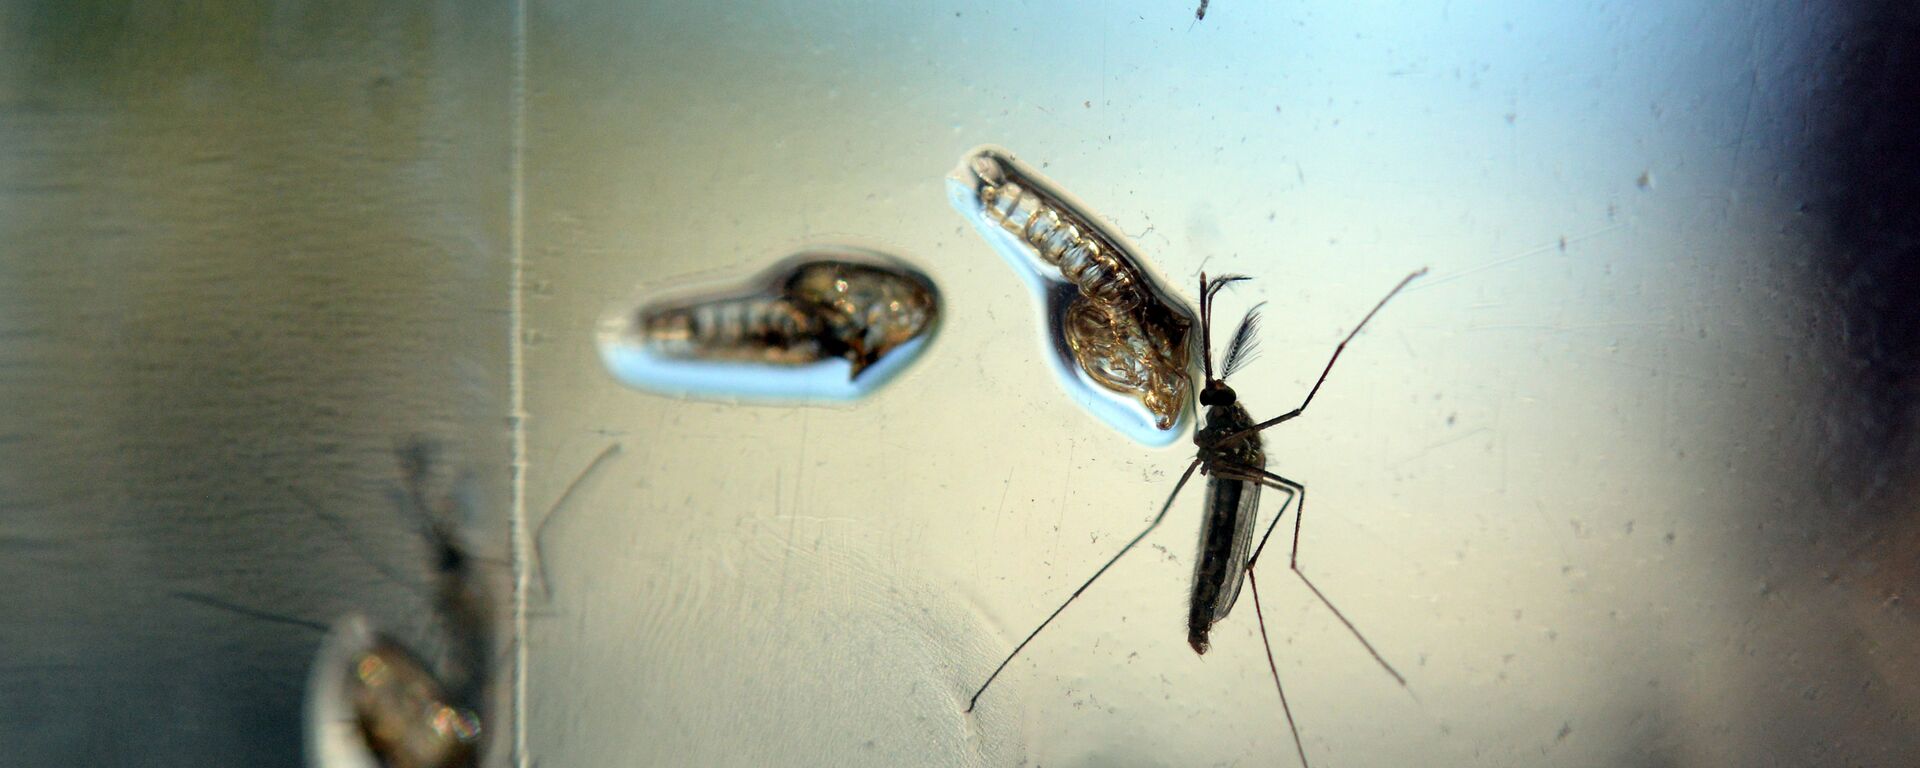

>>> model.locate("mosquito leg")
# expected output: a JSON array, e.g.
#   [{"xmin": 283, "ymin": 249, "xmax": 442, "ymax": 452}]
[
  {"xmin": 1247, "ymin": 569, "xmax": 1311, "ymax": 768},
  {"xmin": 1224, "ymin": 465, "xmax": 1406, "ymax": 687},
  {"xmin": 531, "ymin": 442, "xmax": 624, "ymax": 603},
  {"xmin": 289, "ymin": 485, "xmax": 428, "ymax": 597},
  {"xmin": 1207, "ymin": 464, "xmax": 1310, "ymax": 765},
  {"xmin": 966, "ymin": 457, "xmax": 1204, "ymax": 713},
  {"xmin": 1206, "ymin": 468, "xmax": 1295, "ymax": 572},
  {"xmin": 170, "ymin": 591, "xmax": 330, "ymax": 634},
  {"xmin": 1223, "ymin": 268, "xmax": 1426, "ymax": 445}
]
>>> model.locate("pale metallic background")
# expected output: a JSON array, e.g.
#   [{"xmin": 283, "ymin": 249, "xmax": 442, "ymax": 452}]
[
  {"xmin": 522, "ymin": 1, "xmax": 1917, "ymax": 767},
  {"xmin": 4, "ymin": 1, "xmax": 1918, "ymax": 767}
]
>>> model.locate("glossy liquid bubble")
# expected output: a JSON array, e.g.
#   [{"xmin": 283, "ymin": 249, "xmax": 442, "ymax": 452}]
[
  {"xmin": 948, "ymin": 145, "xmax": 1197, "ymax": 445},
  {"xmin": 598, "ymin": 247, "xmax": 941, "ymax": 402}
]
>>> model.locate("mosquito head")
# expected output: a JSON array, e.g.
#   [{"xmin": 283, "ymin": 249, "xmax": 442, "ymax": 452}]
[
  {"xmin": 435, "ymin": 536, "xmax": 466, "ymax": 575},
  {"xmin": 1198, "ymin": 379, "xmax": 1236, "ymax": 407}
]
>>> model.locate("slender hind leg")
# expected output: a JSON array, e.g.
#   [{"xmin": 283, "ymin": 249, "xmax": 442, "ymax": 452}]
[
  {"xmin": 1217, "ymin": 466, "xmax": 1406, "ymax": 687},
  {"xmin": 1207, "ymin": 469, "xmax": 1314, "ymax": 767},
  {"xmin": 530, "ymin": 442, "xmax": 624, "ymax": 604},
  {"xmin": 1247, "ymin": 569, "xmax": 1311, "ymax": 768},
  {"xmin": 966, "ymin": 458, "xmax": 1203, "ymax": 713}
]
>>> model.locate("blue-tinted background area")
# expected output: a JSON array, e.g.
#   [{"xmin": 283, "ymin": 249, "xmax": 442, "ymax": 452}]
[{"xmin": 523, "ymin": 2, "xmax": 1918, "ymax": 766}]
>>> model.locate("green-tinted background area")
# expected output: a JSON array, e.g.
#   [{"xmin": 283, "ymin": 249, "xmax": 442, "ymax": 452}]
[{"xmin": 0, "ymin": 2, "xmax": 511, "ymax": 765}]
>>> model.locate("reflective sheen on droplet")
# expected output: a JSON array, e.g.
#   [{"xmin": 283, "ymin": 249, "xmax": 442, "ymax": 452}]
[
  {"xmin": 948, "ymin": 145, "xmax": 1197, "ymax": 445},
  {"xmin": 599, "ymin": 247, "xmax": 941, "ymax": 402}
]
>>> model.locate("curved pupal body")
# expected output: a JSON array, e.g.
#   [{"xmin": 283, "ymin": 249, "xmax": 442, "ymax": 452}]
[
  {"xmin": 947, "ymin": 146, "xmax": 1197, "ymax": 445},
  {"xmin": 306, "ymin": 616, "xmax": 481, "ymax": 768},
  {"xmin": 599, "ymin": 247, "xmax": 941, "ymax": 402}
]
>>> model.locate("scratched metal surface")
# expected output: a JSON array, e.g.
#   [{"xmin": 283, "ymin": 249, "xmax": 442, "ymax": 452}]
[
  {"xmin": 522, "ymin": 2, "xmax": 1919, "ymax": 767},
  {"xmin": 0, "ymin": 3, "xmax": 514, "ymax": 766}
]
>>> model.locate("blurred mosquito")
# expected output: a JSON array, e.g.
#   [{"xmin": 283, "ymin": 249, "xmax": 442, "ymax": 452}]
[
  {"xmin": 965, "ymin": 268, "xmax": 1426, "ymax": 767},
  {"xmin": 171, "ymin": 441, "xmax": 494, "ymax": 768}
]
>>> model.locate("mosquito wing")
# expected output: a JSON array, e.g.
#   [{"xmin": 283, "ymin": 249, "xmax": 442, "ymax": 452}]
[
  {"xmin": 1189, "ymin": 471, "xmax": 1263, "ymax": 646},
  {"xmin": 1211, "ymin": 476, "xmax": 1261, "ymax": 622}
]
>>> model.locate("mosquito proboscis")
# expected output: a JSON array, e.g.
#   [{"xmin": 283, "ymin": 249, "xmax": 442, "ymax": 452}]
[{"xmin": 965, "ymin": 267, "xmax": 1427, "ymax": 767}]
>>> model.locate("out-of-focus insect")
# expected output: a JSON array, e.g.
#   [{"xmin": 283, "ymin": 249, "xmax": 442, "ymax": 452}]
[
  {"xmin": 306, "ymin": 441, "xmax": 492, "ymax": 768},
  {"xmin": 1195, "ymin": 0, "xmax": 1210, "ymax": 22},
  {"xmin": 308, "ymin": 616, "xmax": 482, "ymax": 768},
  {"xmin": 171, "ymin": 441, "xmax": 573, "ymax": 767},
  {"xmin": 599, "ymin": 247, "xmax": 941, "ymax": 402},
  {"xmin": 948, "ymin": 146, "xmax": 1197, "ymax": 445},
  {"xmin": 965, "ymin": 269, "xmax": 1426, "ymax": 768}
]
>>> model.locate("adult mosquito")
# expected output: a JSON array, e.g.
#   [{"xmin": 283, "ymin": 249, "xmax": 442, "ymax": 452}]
[{"xmin": 966, "ymin": 267, "xmax": 1427, "ymax": 767}]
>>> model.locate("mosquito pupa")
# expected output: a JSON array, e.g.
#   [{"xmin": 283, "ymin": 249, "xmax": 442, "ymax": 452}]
[
  {"xmin": 947, "ymin": 146, "xmax": 1197, "ymax": 446},
  {"xmin": 599, "ymin": 246, "xmax": 941, "ymax": 402}
]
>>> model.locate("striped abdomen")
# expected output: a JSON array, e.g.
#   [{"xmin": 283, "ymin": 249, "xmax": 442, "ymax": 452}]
[
  {"xmin": 970, "ymin": 152, "xmax": 1148, "ymax": 315},
  {"xmin": 641, "ymin": 295, "xmax": 822, "ymax": 366},
  {"xmin": 635, "ymin": 256, "xmax": 940, "ymax": 379}
]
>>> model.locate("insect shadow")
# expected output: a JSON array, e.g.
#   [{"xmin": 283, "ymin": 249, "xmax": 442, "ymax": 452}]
[{"xmin": 965, "ymin": 268, "xmax": 1427, "ymax": 768}]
